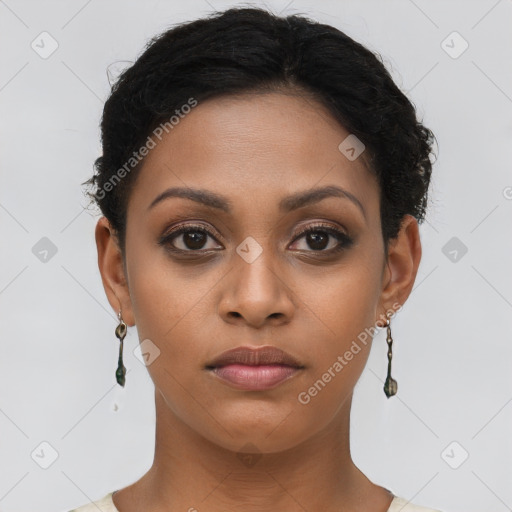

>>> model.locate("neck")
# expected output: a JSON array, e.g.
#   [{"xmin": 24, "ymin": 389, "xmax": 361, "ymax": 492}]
[{"xmin": 116, "ymin": 388, "xmax": 393, "ymax": 512}]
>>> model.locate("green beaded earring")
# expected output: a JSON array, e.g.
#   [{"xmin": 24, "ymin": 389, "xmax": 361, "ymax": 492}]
[
  {"xmin": 115, "ymin": 311, "xmax": 127, "ymax": 387},
  {"xmin": 383, "ymin": 314, "xmax": 397, "ymax": 398}
]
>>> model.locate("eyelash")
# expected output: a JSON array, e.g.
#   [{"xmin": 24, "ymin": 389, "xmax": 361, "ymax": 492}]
[{"xmin": 158, "ymin": 222, "xmax": 353, "ymax": 255}]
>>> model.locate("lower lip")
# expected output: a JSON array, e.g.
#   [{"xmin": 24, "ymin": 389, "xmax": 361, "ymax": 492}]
[{"xmin": 209, "ymin": 364, "xmax": 301, "ymax": 390}]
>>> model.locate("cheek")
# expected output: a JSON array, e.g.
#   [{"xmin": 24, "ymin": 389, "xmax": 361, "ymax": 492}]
[
  {"xmin": 127, "ymin": 251, "xmax": 221, "ymax": 375},
  {"xmin": 292, "ymin": 279, "xmax": 377, "ymax": 429},
  {"xmin": 126, "ymin": 238, "xmax": 198, "ymax": 337},
  {"xmin": 292, "ymin": 259, "xmax": 382, "ymax": 386},
  {"xmin": 299, "ymin": 257, "xmax": 382, "ymax": 336}
]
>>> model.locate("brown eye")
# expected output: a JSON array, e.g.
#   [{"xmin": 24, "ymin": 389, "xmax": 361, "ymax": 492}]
[
  {"xmin": 290, "ymin": 224, "xmax": 353, "ymax": 253},
  {"xmin": 159, "ymin": 224, "xmax": 222, "ymax": 252},
  {"xmin": 178, "ymin": 230, "xmax": 208, "ymax": 250}
]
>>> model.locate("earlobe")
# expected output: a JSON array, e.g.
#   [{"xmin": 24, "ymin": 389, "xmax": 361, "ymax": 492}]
[
  {"xmin": 95, "ymin": 216, "xmax": 135, "ymax": 326},
  {"xmin": 377, "ymin": 214, "xmax": 422, "ymax": 322}
]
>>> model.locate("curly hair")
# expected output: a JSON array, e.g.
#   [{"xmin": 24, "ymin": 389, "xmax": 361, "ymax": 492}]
[{"xmin": 83, "ymin": 6, "xmax": 437, "ymax": 257}]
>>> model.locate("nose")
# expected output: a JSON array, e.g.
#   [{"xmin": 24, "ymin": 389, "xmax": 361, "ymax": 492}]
[{"xmin": 217, "ymin": 248, "xmax": 295, "ymax": 329}]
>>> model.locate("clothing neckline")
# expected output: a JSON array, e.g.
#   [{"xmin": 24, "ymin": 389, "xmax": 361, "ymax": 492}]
[{"xmin": 108, "ymin": 490, "xmax": 406, "ymax": 511}]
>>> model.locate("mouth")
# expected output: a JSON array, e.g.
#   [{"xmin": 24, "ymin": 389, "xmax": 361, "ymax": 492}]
[{"xmin": 205, "ymin": 345, "xmax": 305, "ymax": 391}]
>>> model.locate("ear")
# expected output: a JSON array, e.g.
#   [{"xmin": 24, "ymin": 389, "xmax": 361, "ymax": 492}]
[
  {"xmin": 95, "ymin": 216, "xmax": 135, "ymax": 326},
  {"xmin": 376, "ymin": 214, "xmax": 422, "ymax": 326}
]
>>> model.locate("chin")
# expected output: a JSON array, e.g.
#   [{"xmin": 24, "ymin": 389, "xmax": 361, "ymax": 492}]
[{"xmin": 196, "ymin": 408, "xmax": 311, "ymax": 454}]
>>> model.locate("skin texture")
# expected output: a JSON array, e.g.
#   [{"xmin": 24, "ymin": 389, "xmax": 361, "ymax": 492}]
[{"xmin": 95, "ymin": 91, "xmax": 422, "ymax": 512}]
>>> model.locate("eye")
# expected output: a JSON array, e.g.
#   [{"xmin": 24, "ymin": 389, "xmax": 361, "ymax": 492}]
[
  {"xmin": 159, "ymin": 222, "xmax": 353, "ymax": 255},
  {"xmin": 159, "ymin": 224, "xmax": 222, "ymax": 252},
  {"xmin": 289, "ymin": 223, "xmax": 353, "ymax": 253}
]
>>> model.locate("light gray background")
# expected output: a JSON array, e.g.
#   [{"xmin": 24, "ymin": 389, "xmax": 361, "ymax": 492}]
[{"xmin": 1, "ymin": 1, "xmax": 511, "ymax": 511}]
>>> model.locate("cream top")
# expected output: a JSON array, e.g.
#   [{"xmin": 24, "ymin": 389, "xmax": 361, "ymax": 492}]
[{"xmin": 69, "ymin": 491, "xmax": 445, "ymax": 511}]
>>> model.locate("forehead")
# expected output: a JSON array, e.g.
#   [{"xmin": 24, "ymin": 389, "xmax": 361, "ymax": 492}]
[{"xmin": 126, "ymin": 91, "xmax": 379, "ymax": 221}]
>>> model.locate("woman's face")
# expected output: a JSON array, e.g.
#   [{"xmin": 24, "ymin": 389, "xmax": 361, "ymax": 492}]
[{"xmin": 98, "ymin": 91, "xmax": 418, "ymax": 453}]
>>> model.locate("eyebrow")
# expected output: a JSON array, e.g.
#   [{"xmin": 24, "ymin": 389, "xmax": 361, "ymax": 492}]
[{"xmin": 147, "ymin": 185, "xmax": 366, "ymax": 220}]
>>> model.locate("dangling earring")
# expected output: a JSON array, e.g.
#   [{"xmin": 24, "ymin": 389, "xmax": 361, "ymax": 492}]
[
  {"xmin": 115, "ymin": 311, "xmax": 127, "ymax": 387},
  {"xmin": 383, "ymin": 314, "xmax": 397, "ymax": 398}
]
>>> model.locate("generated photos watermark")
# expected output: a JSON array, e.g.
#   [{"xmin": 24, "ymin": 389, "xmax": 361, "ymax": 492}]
[
  {"xmin": 297, "ymin": 301, "xmax": 402, "ymax": 405},
  {"xmin": 94, "ymin": 97, "xmax": 198, "ymax": 201}
]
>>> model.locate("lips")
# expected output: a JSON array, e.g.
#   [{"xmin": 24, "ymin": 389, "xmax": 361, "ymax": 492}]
[
  {"xmin": 205, "ymin": 346, "xmax": 304, "ymax": 391},
  {"xmin": 205, "ymin": 345, "xmax": 304, "ymax": 369}
]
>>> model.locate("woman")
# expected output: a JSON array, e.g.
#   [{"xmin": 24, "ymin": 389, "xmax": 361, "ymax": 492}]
[{"xmin": 72, "ymin": 6, "xmax": 441, "ymax": 512}]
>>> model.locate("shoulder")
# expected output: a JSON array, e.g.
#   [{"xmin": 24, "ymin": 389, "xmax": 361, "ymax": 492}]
[
  {"xmin": 68, "ymin": 492, "xmax": 118, "ymax": 512},
  {"xmin": 388, "ymin": 496, "xmax": 445, "ymax": 512}
]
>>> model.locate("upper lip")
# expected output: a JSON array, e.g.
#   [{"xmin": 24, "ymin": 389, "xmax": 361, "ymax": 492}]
[{"xmin": 206, "ymin": 346, "xmax": 304, "ymax": 369}]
